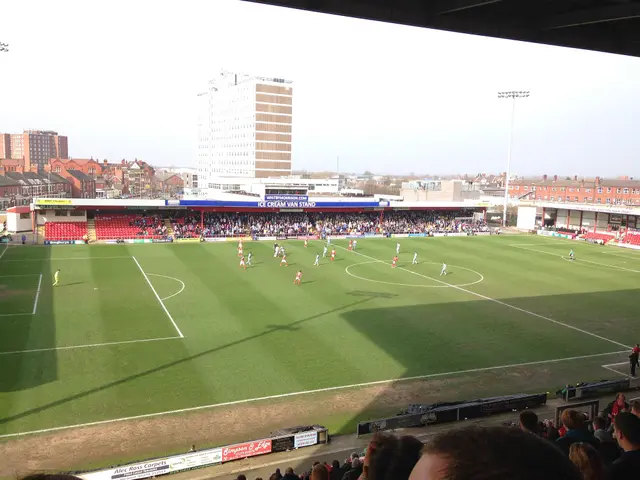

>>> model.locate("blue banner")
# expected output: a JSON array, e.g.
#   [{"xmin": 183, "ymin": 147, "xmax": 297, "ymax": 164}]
[
  {"xmin": 264, "ymin": 194, "xmax": 308, "ymax": 202},
  {"xmin": 408, "ymin": 233, "xmax": 428, "ymax": 237}
]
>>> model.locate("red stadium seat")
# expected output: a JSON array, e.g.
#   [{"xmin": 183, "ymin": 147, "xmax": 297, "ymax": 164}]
[
  {"xmin": 94, "ymin": 214, "xmax": 164, "ymax": 240},
  {"xmin": 45, "ymin": 222, "xmax": 88, "ymax": 241},
  {"xmin": 583, "ymin": 232, "xmax": 615, "ymax": 243}
]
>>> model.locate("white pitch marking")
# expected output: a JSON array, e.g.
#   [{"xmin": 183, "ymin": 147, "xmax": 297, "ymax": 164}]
[
  {"xmin": 147, "ymin": 273, "xmax": 186, "ymax": 301},
  {"xmin": 345, "ymin": 260, "xmax": 484, "ymax": 288},
  {"xmin": 332, "ymin": 243, "xmax": 631, "ymax": 350},
  {"xmin": 32, "ymin": 274, "xmax": 42, "ymax": 315},
  {"xmin": 0, "ymin": 349, "xmax": 627, "ymax": 439},
  {"xmin": 0, "ymin": 313, "xmax": 32, "ymax": 317},
  {"xmin": 0, "ymin": 336, "xmax": 182, "ymax": 356},
  {"xmin": 601, "ymin": 250, "xmax": 640, "ymax": 261},
  {"xmin": 510, "ymin": 244, "xmax": 640, "ymax": 273},
  {"xmin": 0, "ymin": 244, "xmax": 8, "ymax": 261},
  {"xmin": 132, "ymin": 256, "xmax": 184, "ymax": 338},
  {"xmin": 602, "ymin": 365, "xmax": 630, "ymax": 377},
  {"xmin": 0, "ymin": 274, "xmax": 42, "ymax": 278},
  {"xmin": 602, "ymin": 362, "xmax": 628, "ymax": 367},
  {"xmin": 0, "ymin": 256, "xmax": 131, "ymax": 263}
]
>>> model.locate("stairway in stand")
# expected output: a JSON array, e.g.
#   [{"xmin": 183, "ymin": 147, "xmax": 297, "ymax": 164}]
[
  {"xmin": 36, "ymin": 225, "xmax": 45, "ymax": 244},
  {"xmin": 87, "ymin": 219, "xmax": 97, "ymax": 243},
  {"xmin": 164, "ymin": 219, "xmax": 174, "ymax": 236}
]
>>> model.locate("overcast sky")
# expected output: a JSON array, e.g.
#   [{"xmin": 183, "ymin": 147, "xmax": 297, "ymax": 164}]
[{"xmin": 1, "ymin": 0, "xmax": 639, "ymax": 177}]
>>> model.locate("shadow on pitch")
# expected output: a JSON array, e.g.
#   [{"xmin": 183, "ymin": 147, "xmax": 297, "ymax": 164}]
[
  {"xmin": 0, "ymin": 290, "xmax": 396, "ymax": 425},
  {"xmin": 0, "ymin": 248, "xmax": 57, "ymax": 392}
]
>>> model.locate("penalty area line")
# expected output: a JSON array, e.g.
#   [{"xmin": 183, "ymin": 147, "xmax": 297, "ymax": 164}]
[
  {"xmin": 330, "ymin": 243, "xmax": 632, "ymax": 350},
  {"xmin": 32, "ymin": 274, "xmax": 42, "ymax": 315},
  {"xmin": 132, "ymin": 256, "xmax": 184, "ymax": 338},
  {"xmin": 0, "ymin": 349, "xmax": 627, "ymax": 439}
]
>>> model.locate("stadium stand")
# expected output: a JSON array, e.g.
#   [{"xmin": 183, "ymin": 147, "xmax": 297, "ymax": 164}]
[
  {"xmin": 94, "ymin": 214, "xmax": 167, "ymax": 240},
  {"xmin": 169, "ymin": 211, "xmax": 489, "ymax": 239},
  {"xmin": 621, "ymin": 232, "xmax": 640, "ymax": 246},
  {"xmin": 44, "ymin": 221, "xmax": 88, "ymax": 241},
  {"xmin": 582, "ymin": 232, "xmax": 615, "ymax": 243}
]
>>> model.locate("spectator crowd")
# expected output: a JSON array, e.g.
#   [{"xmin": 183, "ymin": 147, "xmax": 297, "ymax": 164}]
[
  {"xmin": 233, "ymin": 394, "xmax": 640, "ymax": 480},
  {"xmin": 130, "ymin": 214, "xmax": 166, "ymax": 237},
  {"xmin": 168, "ymin": 210, "xmax": 489, "ymax": 239}
]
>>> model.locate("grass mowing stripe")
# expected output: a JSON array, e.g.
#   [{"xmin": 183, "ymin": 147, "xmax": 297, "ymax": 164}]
[
  {"xmin": 132, "ymin": 256, "xmax": 184, "ymax": 338},
  {"xmin": 328, "ymin": 242, "xmax": 632, "ymax": 350},
  {"xmin": 0, "ymin": 349, "xmax": 626, "ymax": 439}
]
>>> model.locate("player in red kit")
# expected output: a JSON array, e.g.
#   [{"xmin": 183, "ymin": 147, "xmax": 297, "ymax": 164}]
[
  {"xmin": 280, "ymin": 254, "xmax": 288, "ymax": 267},
  {"xmin": 392, "ymin": 255, "xmax": 398, "ymax": 268},
  {"xmin": 304, "ymin": 239, "xmax": 308, "ymax": 248},
  {"xmin": 239, "ymin": 255, "xmax": 247, "ymax": 270},
  {"xmin": 294, "ymin": 270, "xmax": 302, "ymax": 285},
  {"xmin": 331, "ymin": 248, "xmax": 336, "ymax": 261},
  {"xmin": 348, "ymin": 239, "xmax": 353, "ymax": 251}
]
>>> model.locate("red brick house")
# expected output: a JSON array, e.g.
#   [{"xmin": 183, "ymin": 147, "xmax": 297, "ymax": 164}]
[
  {"xmin": 509, "ymin": 175, "xmax": 640, "ymax": 206},
  {"xmin": 47, "ymin": 158, "xmax": 102, "ymax": 178},
  {"xmin": 66, "ymin": 170, "xmax": 96, "ymax": 198}
]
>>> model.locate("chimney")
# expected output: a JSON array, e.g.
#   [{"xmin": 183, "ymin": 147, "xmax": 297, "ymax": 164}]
[
  {"xmin": 595, "ymin": 176, "xmax": 601, "ymax": 186},
  {"xmin": 553, "ymin": 175, "xmax": 558, "ymax": 182},
  {"xmin": 574, "ymin": 175, "xmax": 578, "ymax": 181},
  {"xmin": 543, "ymin": 174, "xmax": 548, "ymax": 181}
]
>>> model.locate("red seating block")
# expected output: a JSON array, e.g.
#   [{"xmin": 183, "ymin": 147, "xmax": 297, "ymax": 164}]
[{"xmin": 45, "ymin": 222, "xmax": 88, "ymax": 241}]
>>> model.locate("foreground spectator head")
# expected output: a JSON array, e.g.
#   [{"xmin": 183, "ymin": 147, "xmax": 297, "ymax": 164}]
[
  {"xmin": 592, "ymin": 415, "xmax": 607, "ymax": 432},
  {"xmin": 282, "ymin": 467, "xmax": 297, "ymax": 480},
  {"xmin": 519, "ymin": 410, "xmax": 539, "ymax": 434},
  {"xmin": 311, "ymin": 463, "xmax": 329, "ymax": 480},
  {"xmin": 561, "ymin": 409, "xmax": 585, "ymax": 430},
  {"xmin": 363, "ymin": 432, "xmax": 423, "ymax": 480},
  {"xmin": 409, "ymin": 426, "xmax": 582, "ymax": 480},
  {"xmin": 236, "ymin": 476, "xmax": 246, "ymax": 480},
  {"xmin": 569, "ymin": 443, "xmax": 607, "ymax": 480},
  {"xmin": 630, "ymin": 399, "xmax": 640, "ymax": 418},
  {"xmin": 613, "ymin": 411, "xmax": 640, "ymax": 451}
]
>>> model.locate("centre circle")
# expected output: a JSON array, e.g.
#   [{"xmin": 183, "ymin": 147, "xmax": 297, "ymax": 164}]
[{"xmin": 344, "ymin": 261, "xmax": 484, "ymax": 288}]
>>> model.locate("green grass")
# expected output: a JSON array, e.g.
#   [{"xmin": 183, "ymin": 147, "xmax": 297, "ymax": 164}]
[{"xmin": 0, "ymin": 235, "xmax": 639, "ymax": 437}]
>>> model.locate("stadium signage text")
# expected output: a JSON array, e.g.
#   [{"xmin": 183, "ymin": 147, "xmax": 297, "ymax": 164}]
[
  {"xmin": 221, "ymin": 439, "xmax": 272, "ymax": 462},
  {"xmin": 294, "ymin": 431, "xmax": 318, "ymax": 449},
  {"xmin": 35, "ymin": 198, "xmax": 72, "ymax": 206},
  {"xmin": 264, "ymin": 194, "xmax": 308, "ymax": 202},
  {"xmin": 258, "ymin": 201, "xmax": 317, "ymax": 208},
  {"xmin": 80, "ymin": 447, "xmax": 224, "ymax": 480}
]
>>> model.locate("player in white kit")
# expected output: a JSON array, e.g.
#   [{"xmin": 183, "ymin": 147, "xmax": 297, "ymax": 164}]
[
  {"xmin": 412, "ymin": 252, "xmax": 418, "ymax": 265},
  {"xmin": 314, "ymin": 254, "xmax": 320, "ymax": 266},
  {"xmin": 440, "ymin": 263, "xmax": 448, "ymax": 276},
  {"xmin": 247, "ymin": 252, "xmax": 252, "ymax": 266},
  {"xmin": 323, "ymin": 245, "xmax": 328, "ymax": 258},
  {"xmin": 274, "ymin": 243, "xmax": 279, "ymax": 257},
  {"xmin": 352, "ymin": 239, "xmax": 357, "ymax": 250},
  {"xmin": 396, "ymin": 242, "xmax": 401, "ymax": 254}
]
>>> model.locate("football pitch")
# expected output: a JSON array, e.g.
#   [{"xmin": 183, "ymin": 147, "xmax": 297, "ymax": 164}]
[{"xmin": 0, "ymin": 235, "xmax": 639, "ymax": 439}]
